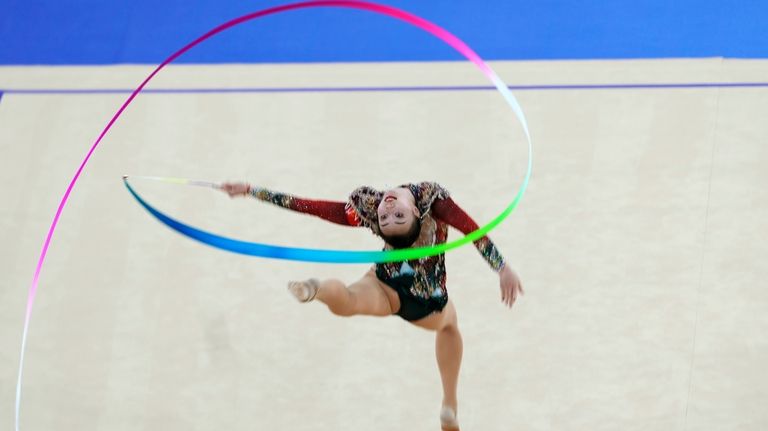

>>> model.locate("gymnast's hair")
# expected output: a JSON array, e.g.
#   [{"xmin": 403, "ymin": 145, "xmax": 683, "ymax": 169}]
[{"xmin": 380, "ymin": 217, "xmax": 422, "ymax": 249}]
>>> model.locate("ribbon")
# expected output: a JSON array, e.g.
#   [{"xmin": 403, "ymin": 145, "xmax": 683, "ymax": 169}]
[{"xmin": 17, "ymin": 2, "xmax": 532, "ymax": 429}]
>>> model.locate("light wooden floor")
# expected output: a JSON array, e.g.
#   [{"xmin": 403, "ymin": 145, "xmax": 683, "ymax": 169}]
[{"xmin": 1, "ymin": 59, "xmax": 767, "ymax": 430}]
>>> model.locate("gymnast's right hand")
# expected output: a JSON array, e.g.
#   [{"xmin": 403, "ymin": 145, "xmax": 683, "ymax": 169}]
[{"xmin": 221, "ymin": 182, "xmax": 250, "ymax": 197}]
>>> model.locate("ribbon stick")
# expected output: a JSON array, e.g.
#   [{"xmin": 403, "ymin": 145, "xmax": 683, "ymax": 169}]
[{"xmin": 123, "ymin": 175, "xmax": 221, "ymax": 189}]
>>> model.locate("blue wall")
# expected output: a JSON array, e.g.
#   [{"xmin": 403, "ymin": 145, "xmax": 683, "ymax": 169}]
[{"xmin": 1, "ymin": 0, "xmax": 766, "ymax": 64}]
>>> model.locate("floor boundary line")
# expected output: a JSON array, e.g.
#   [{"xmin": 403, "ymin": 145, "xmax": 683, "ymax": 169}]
[{"xmin": 2, "ymin": 82, "xmax": 768, "ymax": 95}]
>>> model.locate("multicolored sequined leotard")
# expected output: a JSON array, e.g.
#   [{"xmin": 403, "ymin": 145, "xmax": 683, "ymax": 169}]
[{"xmin": 249, "ymin": 182, "xmax": 505, "ymax": 316}]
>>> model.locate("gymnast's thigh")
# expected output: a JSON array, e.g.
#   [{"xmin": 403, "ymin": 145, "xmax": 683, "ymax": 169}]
[{"xmin": 346, "ymin": 269, "xmax": 401, "ymax": 317}]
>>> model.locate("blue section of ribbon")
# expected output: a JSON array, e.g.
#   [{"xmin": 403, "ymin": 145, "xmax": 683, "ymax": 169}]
[{"xmin": 124, "ymin": 178, "xmax": 382, "ymax": 263}]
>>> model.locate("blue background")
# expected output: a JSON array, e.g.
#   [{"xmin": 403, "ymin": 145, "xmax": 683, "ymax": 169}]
[{"xmin": 1, "ymin": 0, "xmax": 766, "ymax": 64}]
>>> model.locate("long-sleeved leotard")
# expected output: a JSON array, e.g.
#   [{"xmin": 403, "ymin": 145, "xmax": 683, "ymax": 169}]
[
  {"xmin": 249, "ymin": 182, "xmax": 506, "ymax": 305},
  {"xmin": 248, "ymin": 187, "xmax": 354, "ymax": 226}
]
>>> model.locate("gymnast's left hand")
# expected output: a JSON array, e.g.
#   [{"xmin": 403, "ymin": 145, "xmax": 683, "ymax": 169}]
[{"xmin": 499, "ymin": 265, "xmax": 524, "ymax": 309}]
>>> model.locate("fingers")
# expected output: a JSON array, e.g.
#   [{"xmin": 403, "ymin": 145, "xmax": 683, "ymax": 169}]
[
  {"xmin": 220, "ymin": 183, "xmax": 232, "ymax": 195},
  {"xmin": 220, "ymin": 182, "xmax": 248, "ymax": 198},
  {"xmin": 501, "ymin": 285, "xmax": 515, "ymax": 308},
  {"xmin": 501, "ymin": 281, "xmax": 523, "ymax": 309},
  {"xmin": 502, "ymin": 283, "xmax": 511, "ymax": 307}
]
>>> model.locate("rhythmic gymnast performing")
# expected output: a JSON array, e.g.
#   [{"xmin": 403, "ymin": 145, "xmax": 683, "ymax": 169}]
[{"xmin": 220, "ymin": 180, "xmax": 524, "ymax": 431}]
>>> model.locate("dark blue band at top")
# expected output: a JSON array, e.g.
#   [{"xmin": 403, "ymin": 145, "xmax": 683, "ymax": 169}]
[{"xmin": 2, "ymin": 0, "xmax": 767, "ymax": 64}]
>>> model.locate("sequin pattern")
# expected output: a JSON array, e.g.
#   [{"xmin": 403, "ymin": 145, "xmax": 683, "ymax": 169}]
[
  {"xmin": 250, "ymin": 187, "xmax": 294, "ymax": 208},
  {"xmin": 348, "ymin": 182, "xmax": 504, "ymax": 305}
]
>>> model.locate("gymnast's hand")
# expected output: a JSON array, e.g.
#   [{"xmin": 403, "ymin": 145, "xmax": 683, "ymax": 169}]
[
  {"xmin": 221, "ymin": 182, "xmax": 250, "ymax": 197},
  {"xmin": 499, "ymin": 265, "xmax": 524, "ymax": 308}
]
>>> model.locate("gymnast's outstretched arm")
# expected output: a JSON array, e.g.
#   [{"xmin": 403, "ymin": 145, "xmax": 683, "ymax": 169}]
[
  {"xmin": 220, "ymin": 182, "xmax": 354, "ymax": 226},
  {"xmin": 432, "ymin": 196, "xmax": 524, "ymax": 308},
  {"xmin": 431, "ymin": 197, "xmax": 505, "ymax": 270}
]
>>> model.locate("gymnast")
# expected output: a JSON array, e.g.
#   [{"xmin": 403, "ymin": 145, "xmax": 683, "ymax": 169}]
[{"xmin": 220, "ymin": 181, "xmax": 523, "ymax": 431}]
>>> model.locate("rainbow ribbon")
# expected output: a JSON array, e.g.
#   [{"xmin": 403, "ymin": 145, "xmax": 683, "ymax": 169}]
[
  {"xmin": 123, "ymin": 167, "xmax": 526, "ymax": 262},
  {"xmin": 17, "ymin": 2, "xmax": 532, "ymax": 429}
]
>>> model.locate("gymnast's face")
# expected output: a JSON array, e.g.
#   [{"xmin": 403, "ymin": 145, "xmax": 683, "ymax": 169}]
[{"xmin": 377, "ymin": 187, "xmax": 420, "ymax": 236}]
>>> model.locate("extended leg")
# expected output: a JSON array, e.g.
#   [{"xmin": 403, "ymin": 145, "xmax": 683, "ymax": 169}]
[
  {"xmin": 412, "ymin": 300, "xmax": 462, "ymax": 430},
  {"xmin": 288, "ymin": 270, "xmax": 399, "ymax": 317},
  {"xmin": 436, "ymin": 315, "xmax": 462, "ymax": 412}
]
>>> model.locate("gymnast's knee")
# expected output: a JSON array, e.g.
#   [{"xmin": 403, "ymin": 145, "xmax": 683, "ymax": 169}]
[
  {"xmin": 440, "ymin": 306, "xmax": 459, "ymax": 333},
  {"xmin": 440, "ymin": 320, "xmax": 459, "ymax": 334}
]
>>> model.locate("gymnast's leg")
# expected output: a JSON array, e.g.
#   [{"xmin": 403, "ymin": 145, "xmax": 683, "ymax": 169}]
[
  {"xmin": 288, "ymin": 269, "xmax": 400, "ymax": 317},
  {"xmin": 411, "ymin": 299, "xmax": 462, "ymax": 430}
]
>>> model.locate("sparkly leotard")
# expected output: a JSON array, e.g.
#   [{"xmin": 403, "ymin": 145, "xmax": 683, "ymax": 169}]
[{"xmin": 249, "ymin": 182, "xmax": 505, "ymax": 320}]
